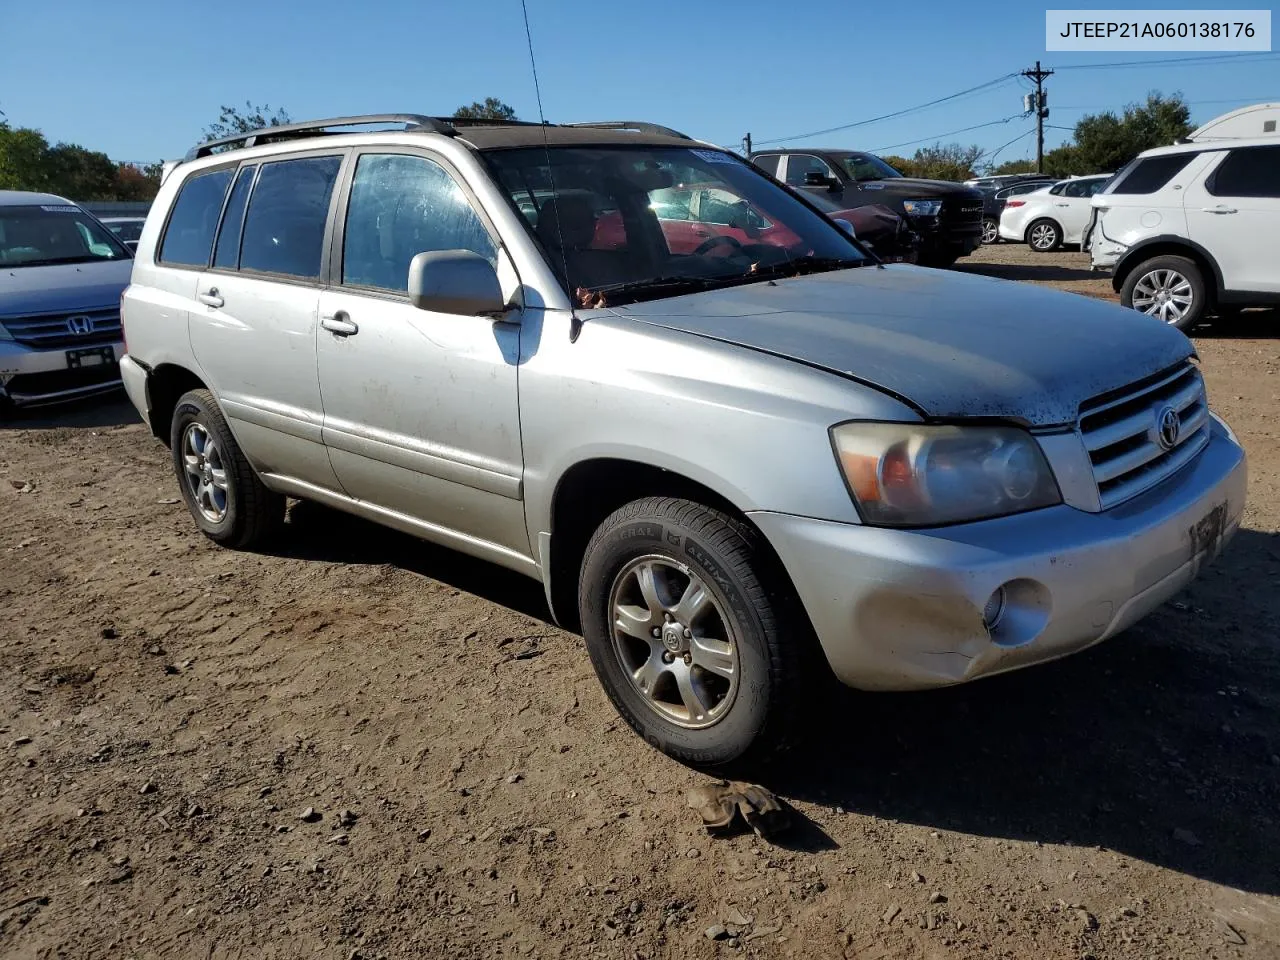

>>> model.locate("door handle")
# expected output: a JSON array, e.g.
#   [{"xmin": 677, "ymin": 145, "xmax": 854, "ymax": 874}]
[
  {"xmin": 197, "ymin": 288, "xmax": 224, "ymax": 308},
  {"xmin": 321, "ymin": 312, "xmax": 358, "ymax": 336},
  {"xmin": 1055, "ymin": 202, "xmax": 1070, "ymax": 207},
  {"xmin": 1202, "ymin": 206, "xmax": 1238, "ymax": 214}
]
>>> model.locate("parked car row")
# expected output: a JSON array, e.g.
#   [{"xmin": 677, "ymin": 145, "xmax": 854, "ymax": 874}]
[{"xmin": 97, "ymin": 112, "xmax": 1244, "ymax": 769}]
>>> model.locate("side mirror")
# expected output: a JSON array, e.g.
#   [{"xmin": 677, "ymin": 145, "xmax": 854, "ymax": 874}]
[
  {"xmin": 833, "ymin": 218, "xmax": 857, "ymax": 238},
  {"xmin": 802, "ymin": 171, "xmax": 835, "ymax": 188},
  {"xmin": 407, "ymin": 250, "xmax": 505, "ymax": 316}
]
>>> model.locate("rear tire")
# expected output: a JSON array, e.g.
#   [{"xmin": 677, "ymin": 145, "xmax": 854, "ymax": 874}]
[
  {"xmin": 980, "ymin": 217, "xmax": 999, "ymax": 245},
  {"xmin": 578, "ymin": 497, "xmax": 818, "ymax": 770},
  {"xmin": 1120, "ymin": 255, "xmax": 1206, "ymax": 332},
  {"xmin": 1027, "ymin": 219, "xmax": 1061, "ymax": 252},
  {"xmin": 169, "ymin": 389, "xmax": 284, "ymax": 548}
]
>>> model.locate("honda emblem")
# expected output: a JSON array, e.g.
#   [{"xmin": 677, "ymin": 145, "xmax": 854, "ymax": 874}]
[{"xmin": 66, "ymin": 314, "xmax": 94, "ymax": 336}]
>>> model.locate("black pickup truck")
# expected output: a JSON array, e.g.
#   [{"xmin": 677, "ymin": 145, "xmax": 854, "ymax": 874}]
[{"xmin": 750, "ymin": 149, "xmax": 985, "ymax": 267}]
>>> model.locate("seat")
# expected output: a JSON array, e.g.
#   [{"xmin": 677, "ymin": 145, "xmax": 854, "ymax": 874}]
[{"xmin": 535, "ymin": 196, "xmax": 634, "ymax": 290}]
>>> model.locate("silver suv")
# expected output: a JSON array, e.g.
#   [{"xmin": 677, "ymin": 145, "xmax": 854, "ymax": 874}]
[{"xmin": 120, "ymin": 115, "xmax": 1247, "ymax": 768}]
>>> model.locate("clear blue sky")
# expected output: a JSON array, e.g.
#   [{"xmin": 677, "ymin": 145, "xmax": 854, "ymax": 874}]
[{"xmin": 3, "ymin": 0, "xmax": 1277, "ymax": 167}]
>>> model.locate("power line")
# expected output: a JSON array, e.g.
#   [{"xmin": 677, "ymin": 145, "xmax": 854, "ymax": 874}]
[
  {"xmin": 753, "ymin": 73, "xmax": 1019, "ymax": 146},
  {"xmin": 1055, "ymin": 95, "xmax": 1280, "ymax": 111},
  {"xmin": 1052, "ymin": 51, "xmax": 1280, "ymax": 71},
  {"xmin": 978, "ymin": 128, "xmax": 1037, "ymax": 168},
  {"xmin": 871, "ymin": 114, "xmax": 1024, "ymax": 153}
]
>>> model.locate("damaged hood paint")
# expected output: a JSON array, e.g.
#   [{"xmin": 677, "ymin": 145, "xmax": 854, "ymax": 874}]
[{"xmin": 609, "ymin": 265, "xmax": 1194, "ymax": 426}]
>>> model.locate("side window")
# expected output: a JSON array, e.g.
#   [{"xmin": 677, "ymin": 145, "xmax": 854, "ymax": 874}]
[
  {"xmin": 212, "ymin": 165, "xmax": 257, "ymax": 269},
  {"xmin": 694, "ymin": 188, "xmax": 771, "ymax": 229},
  {"xmin": 784, "ymin": 154, "xmax": 836, "ymax": 186},
  {"xmin": 1049, "ymin": 182, "xmax": 1066, "ymax": 195},
  {"xmin": 342, "ymin": 153, "xmax": 497, "ymax": 293},
  {"xmin": 239, "ymin": 156, "xmax": 342, "ymax": 279},
  {"xmin": 649, "ymin": 187, "xmax": 693, "ymax": 221},
  {"xmin": 1109, "ymin": 154, "xmax": 1195, "ymax": 195},
  {"xmin": 752, "ymin": 154, "xmax": 781, "ymax": 177},
  {"xmin": 1085, "ymin": 178, "xmax": 1110, "ymax": 196},
  {"xmin": 1061, "ymin": 180, "xmax": 1087, "ymax": 198},
  {"xmin": 159, "ymin": 168, "xmax": 233, "ymax": 266},
  {"xmin": 1209, "ymin": 146, "xmax": 1280, "ymax": 198}
]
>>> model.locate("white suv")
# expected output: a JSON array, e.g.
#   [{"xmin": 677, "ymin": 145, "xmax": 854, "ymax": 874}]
[
  {"xmin": 997, "ymin": 174, "xmax": 1113, "ymax": 251},
  {"xmin": 1089, "ymin": 137, "xmax": 1280, "ymax": 330}
]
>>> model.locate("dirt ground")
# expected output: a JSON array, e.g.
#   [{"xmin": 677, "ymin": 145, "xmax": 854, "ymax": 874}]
[{"xmin": 3, "ymin": 246, "xmax": 1279, "ymax": 960}]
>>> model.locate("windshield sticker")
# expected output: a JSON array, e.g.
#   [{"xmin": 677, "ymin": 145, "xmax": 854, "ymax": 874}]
[
  {"xmin": 691, "ymin": 149, "xmax": 735, "ymax": 164},
  {"xmin": 39, "ymin": 205, "xmax": 80, "ymax": 213}
]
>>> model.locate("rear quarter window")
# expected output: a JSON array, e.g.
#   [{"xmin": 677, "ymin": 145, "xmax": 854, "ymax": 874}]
[
  {"xmin": 159, "ymin": 168, "xmax": 234, "ymax": 266},
  {"xmin": 1109, "ymin": 154, "xmax": 1195, "ymax": 195},
  {"xmin": 752, "ymin": 155, "xmax": 781, "ymax": 177}
]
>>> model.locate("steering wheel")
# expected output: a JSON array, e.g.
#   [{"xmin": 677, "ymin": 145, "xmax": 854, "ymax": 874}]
[{"xmin": 693, "ymin": 234, "xmax": 743, "ymax": 256}]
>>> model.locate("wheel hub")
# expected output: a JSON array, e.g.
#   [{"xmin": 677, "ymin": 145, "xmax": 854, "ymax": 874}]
[{"xmin": 661, "ymin": 620, "xmax": 686, "ymax": 654}]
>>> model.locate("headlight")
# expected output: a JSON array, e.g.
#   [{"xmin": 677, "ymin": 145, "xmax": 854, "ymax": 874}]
[
  {"xmin": 902, "ymin": 198, "xmax": 943, "ymax": 217},
  {"xmin": 831, "ymin": 422, "xmax": 1061, "ymax": 527}
]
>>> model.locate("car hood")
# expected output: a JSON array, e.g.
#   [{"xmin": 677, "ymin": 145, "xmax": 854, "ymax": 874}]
[
  {"xmin": 0, "ymin": 259, "xmax": 133, "ymax": 317},
  {"xmin": 608, "ymin": 266, "xmax": 1193, "ymax": 426}
]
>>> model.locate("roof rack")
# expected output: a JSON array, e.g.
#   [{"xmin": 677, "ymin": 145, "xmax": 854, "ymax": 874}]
[
  {"xmin": 180, "ymin": 114, "xmax": 698, "ymax": 164},
  {"xmin": 563, "ymin": 121, "xmax": 693, "ymax": 140},
  {"xmin": 183, "ymin": 114, "xmax": 457, "ymax": 161}
]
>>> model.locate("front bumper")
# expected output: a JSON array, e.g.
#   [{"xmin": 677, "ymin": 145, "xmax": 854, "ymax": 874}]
[
  {"xmin": 0, "ymin": 339, "xmax": 124, "ymax": 406},
  {"xmin": 750, "ymin": 420, "xmax": 1246, "ymax": 691}
]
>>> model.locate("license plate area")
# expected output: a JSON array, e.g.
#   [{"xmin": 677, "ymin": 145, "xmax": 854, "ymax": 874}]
[
  {"xmin": 66, "ymin": 347, "xmax": 116, "ymax": 369},
  {"xmin": 1189, "ymin": 501, "xmax": 1228, "ymax": 562}
]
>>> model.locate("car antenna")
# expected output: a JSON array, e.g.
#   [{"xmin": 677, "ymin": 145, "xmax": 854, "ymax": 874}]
[{"xmin": 520, "ymin": 0, "xmax": 581, "ymax": 343}]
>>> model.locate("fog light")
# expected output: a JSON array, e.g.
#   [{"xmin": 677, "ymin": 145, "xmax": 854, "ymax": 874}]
[{"xmin": 982, "ymin": 588, "xmax": 1006, "ymax": 630}]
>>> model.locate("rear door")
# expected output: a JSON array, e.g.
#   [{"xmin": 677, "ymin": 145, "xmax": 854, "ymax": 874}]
[
  {"xmin": 315, "ymin": 149, "xmax": 528, "ymax": 558},
  {"xmin": 1184, "ymin": 145, "xmax": 1280, "ymax": 294},
  {"xmin": 189, "ymin": 150, "xmax": 346, "ymax": 490},
  {"xmin": 1053, "ymin": 177, "xmax": 1108, "ymax": 243}
]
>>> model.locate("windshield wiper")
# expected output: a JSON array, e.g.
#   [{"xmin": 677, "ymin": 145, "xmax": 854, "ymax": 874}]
[
  {"xmin": 749, "ymin": 255, "xmax": 870, "ymax": 279},
  {"xmin": 576, "ymin": 275, "xmax": 718, "ymax": 307}
]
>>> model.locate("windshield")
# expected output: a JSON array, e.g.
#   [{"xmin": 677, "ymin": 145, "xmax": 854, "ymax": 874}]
[
  {"xmin": 106, "ymin": 220, "xmax": 145, "ymax": 242},
  {"xmin": 839, "ymin": 154, "xmax": 902, "ymax": 182},
  {"xmin": 484, "ymin": 146, "xmax": 866, "ymax": 305},
  {"xmin": 0, "ymin": 204, "xmax": 131, "ymax": 267}
]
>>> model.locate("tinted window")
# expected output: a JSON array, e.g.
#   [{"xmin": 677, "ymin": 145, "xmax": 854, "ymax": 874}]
[
  {"xmin": 1006, "ymin": 181, "xmax": 1051, "ymax": 197},
  {"xmin": 159, "ymin": 168, "xmax": 233, "ymax": 266},
  {"xmin": 239, "ymin": 156, "xmax": 342, "ymax": 279},
  {"xmin": 752, "ymin": 155, "xmax": 780, "ymax": 177},
  {"xmin": 213, "ymin": 165, "xmax": 257, "ymax": 269},
  {"xmin": 342, "ymin": 154, "xmax": 496, "ymax": 293},
  {"xmin": 0, "ymin": 204, "xmax": 130, "ymax": 267},
  {"xmin": 784, "ymin": 154, "xmax": 837, "ymax": 186},
  {"xmin": 1110, "ymin": 154, "xmax": 1195, "ymax": 195},
  {"xmin": 1209, "ymin": 146, "xmax": 1280, "ymax": 198}
]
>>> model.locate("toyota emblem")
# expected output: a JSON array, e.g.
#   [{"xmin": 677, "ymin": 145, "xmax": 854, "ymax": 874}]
[
  {"xmin": 66, "ymin": 314, "xmax": 94, "ymax": 336},
  {"xmin": 1156, "ymin": 405, "xmax": 1180, "ymax": 450}
]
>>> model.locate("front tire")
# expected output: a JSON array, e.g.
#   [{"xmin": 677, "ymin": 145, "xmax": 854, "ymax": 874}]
[
  {"xmin": 578, "ymin": 497, "xmax": 814, "ymax": 770},
  {"xmin": 170, "ymin": 389, "xmax": 284, "ymax": 548},
  {"xmin": 1120, "ymin": 255, "xmax": 1205, "ymax": 332},
  {"xmin": 1027, "ymin": 219, "xmax": 1061, "ymax": 252}
]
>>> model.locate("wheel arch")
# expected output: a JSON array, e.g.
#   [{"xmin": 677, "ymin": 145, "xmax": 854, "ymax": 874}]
[
  {"xmin": 541, "ymin": 457, "xmax": 785, "ymax": 633},
  {"xmin": 146, "ymin": 364, "xmax": 209, "ymax": 446},
  {"xmin": 1111, "ymin": 236, "xmax": 1224, "ymax": 298}
]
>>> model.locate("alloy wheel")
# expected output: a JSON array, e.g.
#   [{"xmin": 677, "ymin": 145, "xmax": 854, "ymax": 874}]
[
  {"xmin": 181, "ymin": 422, "xmax": 229, "ymax": 523},
  {"xmin": 608, "ymin": 556, "xmax": 739, "ymax": 729},
  {"xmin": 981, "ymin": 219, "xmax": 998, "ymax": 244},
  {"xmin": 1132, "ymin": 268, "xmax": 1194, "ymax": 325},
  {"xmin": 1030, "ymin": 223, "xmax": 1057, "ymax": 250}
]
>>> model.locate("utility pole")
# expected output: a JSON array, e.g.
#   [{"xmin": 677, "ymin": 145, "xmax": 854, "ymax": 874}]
[
  {"xmin": 743, "ymin": 132, "xmax": 752, "ymax": 156},
  {"xmin": 1021, "ymin": 61, "xmax": 1053, "ymax": 173}
]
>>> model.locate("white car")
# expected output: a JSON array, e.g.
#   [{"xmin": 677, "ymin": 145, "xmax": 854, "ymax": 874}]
[
  {"xmin": 1089, "ymin": 106, "xmax": 1280, "ymax": 330},
  {"xmin": 998, "ymin": 174, "xmax": 1112, "ymax": 251}
]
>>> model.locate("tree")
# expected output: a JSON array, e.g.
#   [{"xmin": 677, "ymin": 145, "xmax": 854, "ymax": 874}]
[
  {"xmin": 879, "ymin": 154, "xmax": 917, "ymax": 177},
  {"xmin": 453, "ymin": 98, "xmax": 517, "ymax": 121},
  {"xmin": 989, "ymin": 158, "xmax": 1038, "ymax": 176},
  {"xmin": 908, "ymin": 142, "xmax": 984, "ymax": 181},
  {"xmin": 0, "ymin": 125, "xmax": 53, "ymax": 191},
  {"xmin": 113, "ymin": 162, "xmax": 162, "ymax": 202},
  {"xmin": 45, "ymin": 142, "xmax": 117, "ymax": 200},
  {"xmin": 1067, "ymin": 92, "xmax": 1191, "ymax": 174},
  {"xmin": 203, "ymin": 101, "xmax": 292, "ymax": 143}
]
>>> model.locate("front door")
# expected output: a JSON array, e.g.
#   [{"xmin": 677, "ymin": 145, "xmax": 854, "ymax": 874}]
[
  {"xmin": 315, "ymin": 150, "xmax": 528, "ymax": 558},
  {"xmin": 1184, "ymin": 145, "xmax": 1280, "ymax": 294}
]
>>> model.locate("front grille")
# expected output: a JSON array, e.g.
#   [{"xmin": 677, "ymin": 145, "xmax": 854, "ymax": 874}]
[
  {"xmin": 1079, "ymin": 361, "xmax": 1210, "ymax": 509},
  {"xmin": 0, "ymin": 308, "xmax": 121, "ymax": 348},
  {"xmin": 945, "ymin": 203, "xmax": 985, "ymax": 224}
]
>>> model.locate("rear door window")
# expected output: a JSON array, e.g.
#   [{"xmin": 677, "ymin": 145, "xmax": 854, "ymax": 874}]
[
  {"xmin": 159, "ymin": 168, "xmax": 233, "ymax": 266},
  {"xmin": 1208, "ymin": 145, "xmax": 1280, "ymax": 198},
  {"xmin": 239, "ymin": 156, "xmax": 343, "ymax": 279},
  {"xmin": 752, "ymin": 154, "xmax": 781, "ymax": 177},
  {"xmin": 212, "ymin": 165, "xmax": 258, "ymax": 269},
  {"xmin": 1109, "ymin": 154, "xmax": 1195, "ymax": 195}
]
